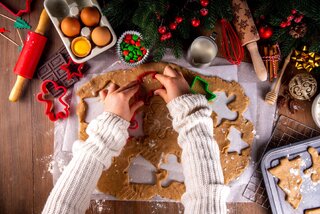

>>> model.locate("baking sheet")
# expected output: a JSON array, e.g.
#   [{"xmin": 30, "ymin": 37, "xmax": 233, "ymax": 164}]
[
  {"xmin": 261, "ymin": 136, "xmax": 320, "ymax": 214},
  {"xmin": 53, "ymin": 50, "xmax": 277, "ymax": 202}
]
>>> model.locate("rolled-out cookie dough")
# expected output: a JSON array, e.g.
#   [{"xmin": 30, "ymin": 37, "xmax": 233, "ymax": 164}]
[
  {"xmin": 76, "ymin": 62, "xmax": 254, "ymax": 200},
  {"xmin": 268, "ymin": 156, "xmax": 303, "ymax": 209}
]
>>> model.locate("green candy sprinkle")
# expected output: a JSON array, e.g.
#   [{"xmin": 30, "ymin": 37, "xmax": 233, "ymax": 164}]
[{"xmin": 132, "ymin": 35, "xmax": 139, "ymax": 41}]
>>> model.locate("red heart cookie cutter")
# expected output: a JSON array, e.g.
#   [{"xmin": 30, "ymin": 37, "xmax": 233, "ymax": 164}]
[{"xmin": 37, "ymin": 80, "xmax": 70, "ymax": 122}]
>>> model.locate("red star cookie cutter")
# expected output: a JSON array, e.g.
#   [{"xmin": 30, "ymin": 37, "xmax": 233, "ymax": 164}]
[
  {"xmin": 37, "ymin": 80, "xmax": 70, "ymax": 122},
  {"xmin": 0, "ymin": 0, "xmax": 32, "ymax": 17},
  {"xmin": 60, "ymin": 57, "xmax": 85, "ymax": 80}
]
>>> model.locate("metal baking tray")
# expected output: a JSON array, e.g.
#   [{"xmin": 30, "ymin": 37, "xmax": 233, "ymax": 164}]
[{"xmin": 261, "ymin": 136, "xmax": 320, "ymax": 214}]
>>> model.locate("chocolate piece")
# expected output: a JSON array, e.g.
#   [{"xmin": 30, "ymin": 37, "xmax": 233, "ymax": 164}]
[{"xmin": 37, "ymin": 47, "xmax": 88, "ymax": 97}]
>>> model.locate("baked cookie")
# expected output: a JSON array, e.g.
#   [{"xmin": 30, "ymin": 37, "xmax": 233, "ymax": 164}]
[
  {"xmin": 305, "ymin": 207, "xmax": 320, "ymax": 214},
  {"xmin": 268, "ymin": 156, "xmax": 303, "ymax": 209},
  {"xmin": 304, "ymin": 147, "xmax": 320, "ymax": 184}
]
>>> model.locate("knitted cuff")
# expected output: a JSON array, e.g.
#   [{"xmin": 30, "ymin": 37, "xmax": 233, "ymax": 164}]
[
  {"xmin": 80, "ymin": 112, "xmax": 130, "ymax": 167},
  {"xmin": 167, "ymin": 94, "xmax": 210, "ymax": 130}
]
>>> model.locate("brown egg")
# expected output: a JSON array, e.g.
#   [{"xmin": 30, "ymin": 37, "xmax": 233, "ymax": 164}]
[
  {"xmin": 80, "ymin": 7, "xmax": 100, "ymax": 27},
  {"xmin": 91, "ymin": 26, "xmax": 112, "ymax": 46},
  {"xmin": 60, "ymin": 17, "xmax": 81, "ymax": 37}
]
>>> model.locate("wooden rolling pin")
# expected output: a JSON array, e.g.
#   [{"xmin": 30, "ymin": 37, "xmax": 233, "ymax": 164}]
[
  {"xmin": 9, "ymin": 9, "xmax": 50, "ymax": 102},
  {"xmin": 265, "ymin": 51, "xmax": 293, "ymax": 105},
  {"xmin": 231, "ymin": 0, "xmax": 267, "ymax": 81}
]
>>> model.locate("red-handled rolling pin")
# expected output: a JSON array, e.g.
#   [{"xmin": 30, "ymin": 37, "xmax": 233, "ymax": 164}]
[{"xmin": 9, "ymin": 9, "xmax": 50, "ymax": 102}]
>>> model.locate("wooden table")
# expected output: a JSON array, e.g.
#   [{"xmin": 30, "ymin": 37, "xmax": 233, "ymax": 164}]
[{"xmin": 0, "ymin": 1, "xmax": 318, "ymax": 213}]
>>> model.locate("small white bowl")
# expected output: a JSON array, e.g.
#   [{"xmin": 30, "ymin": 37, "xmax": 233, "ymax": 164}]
[{"xmin": 116, "ymin": 31, "xmax": 149, "ymax": 67}]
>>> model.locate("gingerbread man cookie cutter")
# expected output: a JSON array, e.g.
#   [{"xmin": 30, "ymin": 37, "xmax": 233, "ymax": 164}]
[{"xmin": 37, "ymin": 80, "xmax": 70, "ymax": 122}]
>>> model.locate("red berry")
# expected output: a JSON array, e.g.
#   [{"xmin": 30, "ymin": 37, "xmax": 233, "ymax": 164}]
[
  {"xmin": 169, "ymin": 22, "xmax": 177, "ymax": 30},
  {"xmin": 286, "ymin": 20, "xmax": 291, "ymax": 26},
  {"xmin": 165, "ymin": 32, "xmax": 172, "ymax": 39},
  {"xmin": 160, "ymin": 35, "xmax": 166, "ymax": 41},
  {"xmin": 191, "ymin": 18, "xmax": 200, "ymax": 27},
  {"xmin": 280, "ymin": 22, "xmax": 287, "ymax": 28},
  {"xmin": 287, "ymin": 15, "xmax": 294, "ymax": 21},
  {"xmin": 294, "ymin": 17, "xmax": 302, "ymax": 23},
  {"xmin": 136, "ymin": 41, "xmax": 141, "ymax": 47},
  {"xmin": 258, "ymin": 26, "xmax": 273, "ymax": 39},
  {"xmin": 138, "ymin": 56, "xmax": 142, "ymax": 61},
  {"xmin": 158, "ymin": 26, "xmax": 167, "ymax": 34},
  {"xmin": 130, "ymin": 40, "xmax": 135, "ymax": 45},
  {"xmin": 129, "ymin": 60, "xmax": 135, "ymax": 63},
  {"xmin": 142, "ymin": 50, "xmax": 147, "ymax": 55},
  {"xmin": 200, "ymin": 0, "xmax": 209, "ymax": 7},
  {"xmin": 291, "ymin": 9, "xmax": 297, "ymax": 14},
  {"xmin": 200, "ymin": 8, "xmax": 208, "ymax": 16},
  {"xmin": 123, "ymin": 50, "xmax": 129, "ymax": 56},
  {"xmin": 175, "ymin": 16, "xmax": 183, "ymax": 24}
]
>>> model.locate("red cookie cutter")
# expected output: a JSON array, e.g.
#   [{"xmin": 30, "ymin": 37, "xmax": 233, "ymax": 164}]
[
  {"xmin": 0, "ymin": 0, "xmax": 32, "ymax": 17},
  {"xmin": 129, "ymin": 112, "xmax": 139, "ymax": 130},
  {"xmin": 37, "ymin": 80, "xmax": 70, "ymax": 122},
  {"xmin": 60, "ymin": 57, "xmax": 85, "ymax": 80},
  {"xmin": 135, "ymin": 71, "xmax": 164, "ymax": 103}
]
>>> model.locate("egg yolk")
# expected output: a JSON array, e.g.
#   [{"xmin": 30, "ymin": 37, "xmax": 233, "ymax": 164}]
[{"xmin": 74, "ymin": 39, "xmax": 90, "ymax": 56}]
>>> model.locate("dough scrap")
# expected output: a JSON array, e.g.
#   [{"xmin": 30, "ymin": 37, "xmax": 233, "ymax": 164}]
[
  {"xmin": 304, "ymin": 147, "xmax": 320, "ymax": 183},
  {"xmin": 76, "ymin": 62, "xmax": 253, "ymax": 200},
  {"xmin": 268, "ymin": 156, "xmax": 303, "ymax": 209},
  {"xmin": 305, "ymin": 207, "xmax": 320, "ymax": 214}
]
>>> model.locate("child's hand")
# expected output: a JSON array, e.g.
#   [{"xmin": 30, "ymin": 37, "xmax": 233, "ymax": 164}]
[
  {"xmin": 99, "ymin": 81, "xmax": 144, "ymax": 121},
  {"xmin": 154, "ymin": 66, "xmax": 190, "ymax": 103}
]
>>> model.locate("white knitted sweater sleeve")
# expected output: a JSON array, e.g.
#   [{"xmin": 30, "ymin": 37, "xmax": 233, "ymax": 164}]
[
  {"xmin": 42, "ymin": 112, "xmax": 130, "ymax": 214},
  {"xmin": 167, "ymin": 94, "xmax": 230, "ymax": 214},
  {"xmin": 43, "ymin": 94, "xmax": 229, "ymax": 214}
]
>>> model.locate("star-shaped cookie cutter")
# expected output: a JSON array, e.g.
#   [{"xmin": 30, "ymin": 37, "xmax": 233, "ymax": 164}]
[
  {"xmin": 190, "ymin": 76, "xmax": 216, "ymax": 101},
  {"xmin": 60, "ymin": 57, "xmax": 85, "ymax": 80},
  {"xmin": 37, "ymin": 80, "xmax": 70, "ymax": 122}
]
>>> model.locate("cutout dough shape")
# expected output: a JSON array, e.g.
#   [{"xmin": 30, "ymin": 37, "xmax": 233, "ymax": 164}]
[
  {"xmin": 268, "ymin": 156, "xmax": 303, "ymax": 209},
  {"xmin": 305, "ymin": 207, "xmax": 320, "ymax": 214},
  {"xmin": 76, "ymin": 62, "xmax": 254, "ymax": 200},
  {"xmin": 304, "ymin": 147, "xmax": 320, "ymax": 183}
]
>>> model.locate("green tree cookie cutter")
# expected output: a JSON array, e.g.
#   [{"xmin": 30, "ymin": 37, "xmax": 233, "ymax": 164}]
[{"xmin": 190, "ymin": 76, "xmax": 216, "ymax": 101}]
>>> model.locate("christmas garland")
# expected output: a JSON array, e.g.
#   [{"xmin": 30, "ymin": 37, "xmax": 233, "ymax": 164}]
[
  {"xmin": 101, "ymin": 0, "xmax": 233, "ymax": 61},
  {"xmin": 250, "ymin": 0, "xmax": 320, "ymax": 62}
]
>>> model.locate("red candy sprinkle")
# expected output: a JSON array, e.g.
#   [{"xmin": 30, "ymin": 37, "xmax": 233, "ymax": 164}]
[
  {"xmin": 136, "ymin": 41, "xmax": 141, "ymax": 47},
  {"xmin": 123, "ymin": 50, "xmax": 129, "ymax": 56},
  {"xmin": 130, "ymin": 40, "xmax": 135, "ymax": 45}
]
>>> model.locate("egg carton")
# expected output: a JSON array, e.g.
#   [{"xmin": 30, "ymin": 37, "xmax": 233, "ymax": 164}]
[{"xmin": 44, "ymin": 0, "xmax": 117, "ymax": 63}]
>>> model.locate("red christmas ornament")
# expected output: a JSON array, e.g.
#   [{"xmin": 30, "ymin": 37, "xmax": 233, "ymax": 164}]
[
  {"xmin": 200, "ymin": 8, "xmax": 208, "ymax": 16},
  {"xmin": 191, "ymin": 18, "xmax": 200, "ymax": 27},
  {"xmin": 169, "ymin": 22, "xmax": 177, "ymax": 30},
  {"xmin": 258, "ymin": 25, "xmax": 273, "ymax": 39},
  {"xmin": 158, "ymin": 26, "xmax": 167, "ymax": 34},
  {"xmin": 200, "ymin": 0, "xmax": 209, "ymax": 7},
  {"xmin": 175, "ymin": 16, "xmax": 183, "ymax": 24}
]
